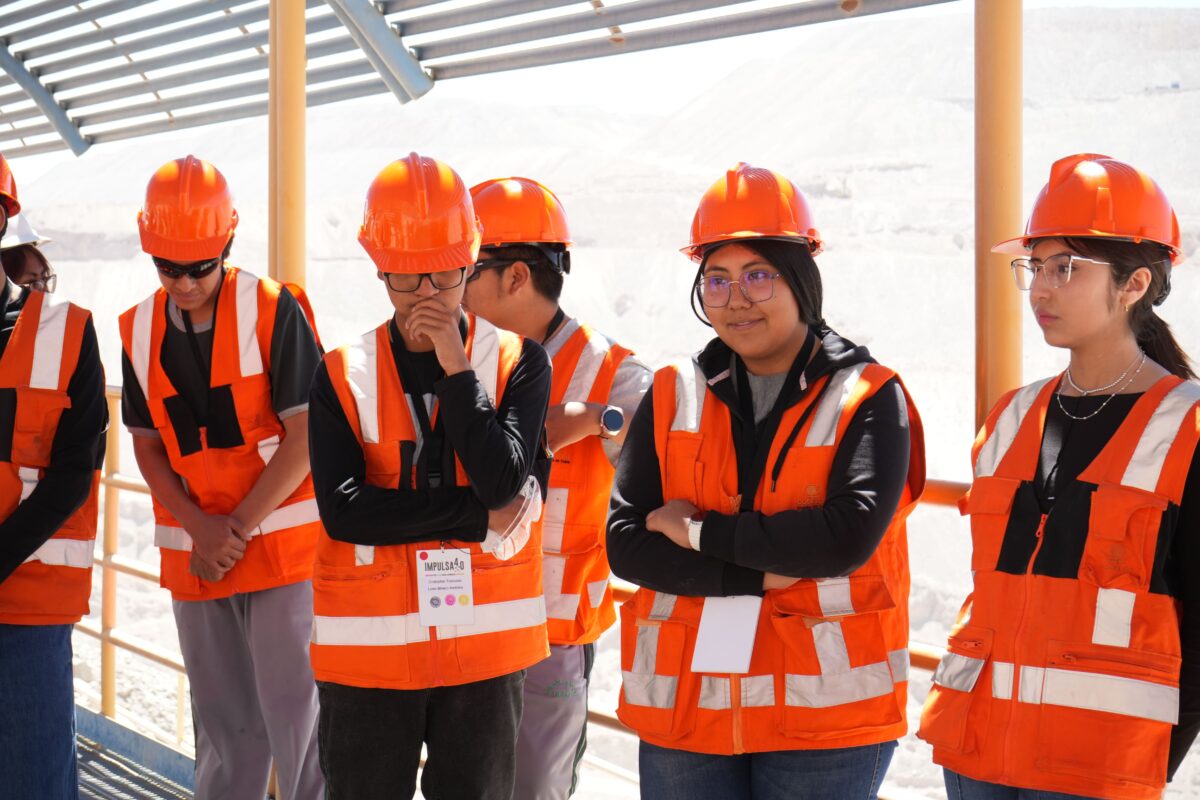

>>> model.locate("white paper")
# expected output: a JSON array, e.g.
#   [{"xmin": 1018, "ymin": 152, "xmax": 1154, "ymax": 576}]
[{"xmin": 690, "ymin": 595, "xmax": 762, "ymax": 674}]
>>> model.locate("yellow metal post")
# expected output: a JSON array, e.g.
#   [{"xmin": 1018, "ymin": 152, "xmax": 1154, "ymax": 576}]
[
  {"xmin": 101, "ymin": 393, "xmax": 121, "ymax": 717},
  {"xmin": 268, "ymin": 1, "xmax": 278, "ymax": 284},
  {"xmin": 269, "ymin": 0, "xmax": 307, "ymax": 288},
  {"xmin": 974, "ymin": 0, "xmax": 1023, "ymax": 428}
]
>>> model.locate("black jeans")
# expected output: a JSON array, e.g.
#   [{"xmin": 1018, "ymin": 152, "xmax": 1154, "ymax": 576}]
[{"xmin": 318, "ymin": 671, "xmax": 526, "ymax": 800}]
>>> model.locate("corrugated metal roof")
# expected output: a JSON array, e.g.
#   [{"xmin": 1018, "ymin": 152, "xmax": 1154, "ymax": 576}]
[{"xmin": 0, "ymin": 0, "xmax": 949, "ymax": 158}]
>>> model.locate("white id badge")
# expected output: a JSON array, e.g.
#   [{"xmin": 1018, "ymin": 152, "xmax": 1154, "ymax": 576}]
[
  {"xmin": 691, "ymin": 595, "xmax": 762, "ymax": 674},
  {"xmin": 416, "ymin": 548, "xmax": 475, "ymax": 627}
]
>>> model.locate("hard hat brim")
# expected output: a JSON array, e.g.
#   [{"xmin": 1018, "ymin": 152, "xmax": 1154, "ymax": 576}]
[{"xmin": 992, "ymin": 230, "xmax": 1183, "ymax": 264}]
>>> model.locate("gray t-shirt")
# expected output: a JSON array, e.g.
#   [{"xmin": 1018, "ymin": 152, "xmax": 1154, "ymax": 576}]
[
  {"xmin": 543, "ymin": 316, "xmax": 653, "ymax": 466},
  {"xmin": 746, "ymin": 370, "xmax": 790, "ymax": 424}
]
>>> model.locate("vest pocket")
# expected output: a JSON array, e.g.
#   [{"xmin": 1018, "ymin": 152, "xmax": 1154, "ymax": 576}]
[
  {"xmin": 617, "ymin": 602, "xmax": 697, "ymax": 740},
  {"xmin": 770, "ymin": 607, "xmax": 902, "ymax": 737},
  {"xmin": 1082, "ymin": 483, "xmax": 1166, "ymax": 590},
  {"xmin": 450, "ymin": 556, "xmax": 543, "ymax": 674},
  {"xmin": 917, "ymin": 627, "xmax": 993, "ymax": 753},
  {"xmin": 1035, "ymin": 640, "xmax": 1178, "ymax": 787},
  {"xmin": 312, "ymin": 560, "xmax": 412, "ymax": 683},
  {"xmin": 964, "ymin": 476, "xmax": 1021, "ymax": 573},
  {"xmin": 11, "ymin": 386, "xmax": 71, "ymax": 468}
]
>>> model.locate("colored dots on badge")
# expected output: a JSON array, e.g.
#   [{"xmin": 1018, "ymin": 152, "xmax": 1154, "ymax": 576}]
[
  {"xmin": 445, "ymin": 594, "xmax": 456, "ymax": 606},
  {"xmin": 458, "ymin": 594, "xmax": 470, "ymax": 606}
]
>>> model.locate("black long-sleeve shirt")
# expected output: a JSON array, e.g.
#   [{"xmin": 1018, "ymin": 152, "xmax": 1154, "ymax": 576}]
[
  {"xmin": 309, "ymin": 317, "xmax": 551, "ymax": 547},
  {"xmin": 1035, "ymin": 391, "xmax": 1200, "ymax": 780},
  {"xmin": 0, "ymin": 283, "xmax": 107, "ymax": 584},
  {"xmin": 607, "ymin": 329, "xmax": 913, "ymax": 598}
]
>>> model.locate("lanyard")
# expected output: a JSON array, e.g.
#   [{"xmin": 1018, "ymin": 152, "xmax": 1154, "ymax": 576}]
[{"xmin": 390, "ymin": 318, "xmax": 444, "ymax": 488}]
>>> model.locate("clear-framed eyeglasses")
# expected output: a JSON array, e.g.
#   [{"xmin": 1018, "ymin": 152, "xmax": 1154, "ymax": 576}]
[
  {"xmin": 383, "ymin": 267, "xmax": 467, "ymax": 293},
  {"xmin": 1010, "ymin": 253, "xmax": 1110, "ymax": 291},
  {"xmin": 696, "ymin": 269, "xmax": 783, "ymax": 308}
]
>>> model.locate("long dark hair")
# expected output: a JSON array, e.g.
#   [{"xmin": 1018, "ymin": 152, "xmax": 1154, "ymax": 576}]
[
  {"xmin": 1060, "ymin": 236, "xmax": 1195, "ymax": 380},
  {"xmin": 691, "ymin": 238, "xmax": 825, "ymax": 328}
]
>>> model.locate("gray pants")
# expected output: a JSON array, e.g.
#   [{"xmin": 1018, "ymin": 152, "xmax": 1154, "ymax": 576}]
[
  {"xmin": 514, "ymin": 643, "xmax": 594, "ymax": 800},
  {"xmin": 173, "ymin": 580, "xmax": 324, "ymax": 800}
]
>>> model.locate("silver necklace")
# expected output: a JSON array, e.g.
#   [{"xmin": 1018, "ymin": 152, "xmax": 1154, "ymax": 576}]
[
  {"xmin": 1055, "ymin": 351, "xmax": 1146, "ymax": 422},
  {"xmin": 1064, "ymin": 350, "xmax": 1143, "ymax": 396}
]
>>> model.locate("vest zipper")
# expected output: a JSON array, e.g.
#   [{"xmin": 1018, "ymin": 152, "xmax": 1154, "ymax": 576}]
[
  {"xmin": 730, "ymin": 674, "xmax": 745, "ymax": 754},
  {"xmin": 1005, "ymin": 512, "xmax": 1047, "ymax": 778}
]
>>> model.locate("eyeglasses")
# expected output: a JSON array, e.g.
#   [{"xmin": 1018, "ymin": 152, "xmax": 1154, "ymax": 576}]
[
  {"xmin": 28, "ymin": 272, "xmax": 56, "ymax": 294},
  {"xmin": 466, "ymin": 258, "xmax": 518, "ymax": 283},
  {"xmin": 1010, "ymin": 254, "xmax": 1110, "ymax": 291},
  {"xmin": 153, "ymin": 255, "xmax": 222, "ymax": 280},
  {"xmin": 383, "ymin": 267, "xmax": 466, "ymax": 293},
  {"xmin": 697, "ymin": 269, "xmax": 783, "ymax": 308}
]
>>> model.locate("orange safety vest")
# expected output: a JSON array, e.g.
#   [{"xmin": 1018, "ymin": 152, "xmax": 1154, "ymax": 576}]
[
  {"xmin": 618, "ymin": 358, "xmax": 925, "ymax": 754},
  {"xmin": 118, "ymin": 267, "xmax": 321, "ymax": 602},
  {"xmin": 919, "ymin": 375, "xmax": 1200, "ymax": 800},
  {"xmin": 310, "ymin": 313, "xmax": 550, "ymax": 690},
  {"xmin": 541, "ymin": 320, "xmax": 632, "ymax": 646},
  {"xmin": 0, "ymin": 291, "xmax": 100, "ymax": 625}
]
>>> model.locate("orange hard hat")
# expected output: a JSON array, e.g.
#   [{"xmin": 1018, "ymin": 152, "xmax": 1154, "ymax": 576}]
[
  {"xmin": 0, "ymin": 152, "xmax": 20, "ymax": 217},
  {"xmin": 138, "ymin": 155, "xmax": 238, "ymax": 261},
  {"xmin": 470, "ymin": 177, "xmax": 572, "ymax": 248},
  {"xmin": 993, "ymin": 153, "xmax": 1182, "ymax": 263},
  {"xmin": 359, "ymin": 152, "xmax": 481, "ymax": 274},
  {"xmin": 683, "ymin": 162, "xmax": 822, "ymax": 261}
]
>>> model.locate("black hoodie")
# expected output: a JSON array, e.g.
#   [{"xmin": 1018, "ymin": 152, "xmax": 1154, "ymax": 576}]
[{"xmin": 607, "ymin": 327, "xmax": 913, "ymax": 598}]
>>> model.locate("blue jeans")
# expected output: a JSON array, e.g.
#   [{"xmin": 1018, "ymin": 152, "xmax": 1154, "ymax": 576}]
[
  {"xmin": 0, "ymin": 623, "xmax": 78, "ymax": 800},
  {"xmin": 944, "ymin": 769, "xmax": 1101, "ymax": 800},
  {"xmin": 638, "ymin": 739, "xmax": 897, "ymax": 800}
]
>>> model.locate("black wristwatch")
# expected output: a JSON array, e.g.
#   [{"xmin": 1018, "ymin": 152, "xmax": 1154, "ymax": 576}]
[{"xmin": 599, "ymin": 405, "xmax": 625, "ymax": 440}]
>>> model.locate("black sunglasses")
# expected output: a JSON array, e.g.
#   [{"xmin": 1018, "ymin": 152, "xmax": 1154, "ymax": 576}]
[
  {"xmin": 466, "ymin": 258, "xmax": 519, "ymax": 282},
  {"xmin": 152, "ymin": 255, "xmax": 222, "ymax": 280}
]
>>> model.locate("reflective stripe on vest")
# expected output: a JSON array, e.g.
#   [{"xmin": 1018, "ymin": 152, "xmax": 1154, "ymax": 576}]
[
  {"xmin": 311, "ymin": 595, "xmax": 546, "ymax": 646},
  {"xmin": 14, "ymin": 294, "xmax": 93, "ymax": 570},
  {"xmin": 155, "ymin": 497, "xmax": 320, "ymax": 551},
  {"xmin": 12, "ymin": 293, "xmax": 71, "ymax": 503},
  {"xmin": 974, "ymin": 377, "xmax": 1055, "ymax": 478},
  {"xmin": 541, "ymin": 322, "xmax": 625, "ymax": 631},
  {"xmin": 622, "ymin": 591, "xmax": 678, "ymax": 706},
  {"xmin": 805, "ymin": 363, "xmax": 867, "ymax": 447},
  {"xmin": 30, "ymin": 292, "xmax": 71, "ymax": 389},
  {"xmin": 23, "ymin": 538, "xmax": 94, "ymax": 568},
  {"xmin": 1122, "ymin": 380, "xmax": 1200, "ymax": 491},
  {"xmin": 669, "ymin": 360, "xmax": 709, "ymax": 433},
  {"xmin": 933, "ymin": 652, "xmax": 1179, "ymax": 725}
]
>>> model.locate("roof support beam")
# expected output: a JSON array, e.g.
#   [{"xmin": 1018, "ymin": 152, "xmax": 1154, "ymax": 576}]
[
  {"xmin": 414, "ymin": 0, "xmax": 756, "ymax": 61},
  {"xmin": 0, "ymin": 0, "xmax": 81, "ymax": 32},
  {"xmin": 0, "ymin": 42, "xmax": 88, "ymax": 154},
  {"xmin": 432, "ymin": 0, "xmax": 954, "ymax": 79},
  {"xmin": 324, "ymin": 0, "xmax": 432, "ymax": 102},
  {"xmin": 397, "ymin": 0, "xmax": 580, "ymax": 37}
]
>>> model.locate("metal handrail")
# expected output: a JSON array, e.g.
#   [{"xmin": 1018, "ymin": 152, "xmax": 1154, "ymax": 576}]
[{"xmin": 85, "ymin": 386, "xmax": 966, "ymax": 769}]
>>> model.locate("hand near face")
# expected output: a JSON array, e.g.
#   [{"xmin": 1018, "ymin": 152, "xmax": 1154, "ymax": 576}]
[{"xmin": 406, "ymin": 298, "xmax": 471, "ymax": 376}]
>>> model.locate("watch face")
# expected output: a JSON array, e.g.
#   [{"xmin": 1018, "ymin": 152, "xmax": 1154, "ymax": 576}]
[{"xmin": 601, "ymin": 407, "xmax": 625, "ymax": 433}]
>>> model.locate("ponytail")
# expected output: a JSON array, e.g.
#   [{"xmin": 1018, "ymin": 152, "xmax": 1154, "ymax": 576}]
[
  {"xmin": 1061, "ymin": 236, "xmax": 1196, "ymax": 381},
  {"xmin": 1134, "ymin": 309, "xmax": 1196, "ymax": 380}
]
